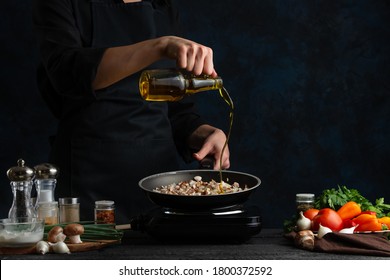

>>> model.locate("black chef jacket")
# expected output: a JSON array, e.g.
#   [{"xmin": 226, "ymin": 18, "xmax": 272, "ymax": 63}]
[{"xmin": 32, "ymin": 0, "xmax": 206, "ymax": 222}]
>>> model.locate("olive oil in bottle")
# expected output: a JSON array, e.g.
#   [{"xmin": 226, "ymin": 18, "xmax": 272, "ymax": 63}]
[{"xmin": 139, "ymin": 69, "xmax": 223, "ymax": 101}]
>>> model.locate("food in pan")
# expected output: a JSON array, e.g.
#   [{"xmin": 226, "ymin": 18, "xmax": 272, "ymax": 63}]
[{"xmin": 153, "ymin": 176, "xmax": 248, "ymax": 195}]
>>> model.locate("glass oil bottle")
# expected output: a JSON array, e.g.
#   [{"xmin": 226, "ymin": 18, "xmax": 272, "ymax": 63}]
[{"xmin": 139, "ymin": 69, "xmax": 223, "ymax": 101}]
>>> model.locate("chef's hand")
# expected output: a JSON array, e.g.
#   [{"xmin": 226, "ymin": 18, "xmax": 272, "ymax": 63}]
[
  {"xmin": 189, "ymin": 124, "xmax": 230, "ymax": 170},
  {"xmin": 162, "ymin": 36, "xmax": 218, "ymax": 77}
]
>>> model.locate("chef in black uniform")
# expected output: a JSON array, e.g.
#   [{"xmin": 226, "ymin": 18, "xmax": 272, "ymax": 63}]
[{"xmin": 32, "ymin": 0, "xmax": 230, "ymax": 223}]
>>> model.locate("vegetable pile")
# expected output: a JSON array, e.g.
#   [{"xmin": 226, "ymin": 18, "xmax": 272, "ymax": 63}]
[
  {"xmin": 285, "ymin": 185, "xmax": 390, "ymax": 235},
  {"xmin": 314, "ymin": 185, "xmax": 390, "ymax": 217},
  {"xmin": 44, "ymin": 222, "xmax": 123, "ymax": 242},
  {"xmin": 36, "ymin": 222, "xmax": 124, "ymax": 254}
]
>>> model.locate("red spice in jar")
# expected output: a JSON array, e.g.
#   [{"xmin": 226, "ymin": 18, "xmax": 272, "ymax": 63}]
[{"xmin": 94, "ymin": 200, "xmax": 115, "ymax": 224}]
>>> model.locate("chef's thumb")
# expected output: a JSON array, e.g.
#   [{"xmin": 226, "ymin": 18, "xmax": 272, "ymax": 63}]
[
  {"xmin": 193, "ymin": 151, "xmax": 207, "ymax": 161},
  {"xmin": 193, "ymin": 149, "xmax": 217, "ymax": 169}
]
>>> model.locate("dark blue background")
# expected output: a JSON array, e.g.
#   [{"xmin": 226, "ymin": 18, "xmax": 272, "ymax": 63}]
[{"xmin": 1, "ymin": 0, "xmax": 389, "ymax": 228}]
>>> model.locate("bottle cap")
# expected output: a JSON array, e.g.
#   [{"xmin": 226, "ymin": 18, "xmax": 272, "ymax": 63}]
[{"xmin": 7, "ymin": 159, "xmax": 35, "ymax": 181}]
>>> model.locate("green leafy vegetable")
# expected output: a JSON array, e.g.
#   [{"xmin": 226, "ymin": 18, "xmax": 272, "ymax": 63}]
[{"xmin": 315, "ymin": 185, "xmax": 390, "ymax": 218}]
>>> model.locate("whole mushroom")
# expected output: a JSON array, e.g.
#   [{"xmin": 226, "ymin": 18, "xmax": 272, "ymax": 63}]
[
  {"xmin": 294, "ymin": 230, "xmax": 315, "ymax": 251},
  {"xmin": 63, "ymin": 223, "xmax": 84, "ymax": 244},
  {"xmin": 47, "ymin": 226, "xmax": 66, "ymax": 243}
]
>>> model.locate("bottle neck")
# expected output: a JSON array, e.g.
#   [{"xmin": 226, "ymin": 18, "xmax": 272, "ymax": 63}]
[{"xmin": 185, "ymin": 76, "xmax": 223, "ymax": 94}]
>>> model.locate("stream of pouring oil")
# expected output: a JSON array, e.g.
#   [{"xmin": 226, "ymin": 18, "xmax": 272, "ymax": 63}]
[{"xmin": 218, "ymin": 87, "xmax": 234, "ymax": 193}]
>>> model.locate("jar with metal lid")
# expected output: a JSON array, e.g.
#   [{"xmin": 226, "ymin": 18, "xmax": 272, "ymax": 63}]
[
  {"xmin": 296, "ymin": 193, "xmax": 315, "ymax": 214},
  {"xmin": 94, "ymin": 200, "xmax": 115, "ymax": 224},
  {"xmin": 38, "ymin": 201, "xmax": 59, "ymax": 225},
  {"xmin": 59, "ymin": 197, "xmax": 80, "ymax": 223}
]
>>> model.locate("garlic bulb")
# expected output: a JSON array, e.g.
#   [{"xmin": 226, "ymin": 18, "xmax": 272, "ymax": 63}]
[
  {"xmin": 36, "ymin": 241, "xmax": 50, "ymax": 255},
  {"xmin": 50, "ymin": 241, "xmax": 71, "ymax": 254},
  {"xmin": 296, "ymin": 211, "xmax": 312, "ymax": 231},
  {"xmin": 317, "ymin": 224, "xmax": 332, "ymax": 239}
]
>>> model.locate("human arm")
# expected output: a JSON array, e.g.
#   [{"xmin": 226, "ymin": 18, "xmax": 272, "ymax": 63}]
[
  {"xmin": 33, "ymin": 0, "xmax": 217, "ymax": 96},
  {"xmin": 93, "ymin": 36, "xmax": 218, "ymax": 90}
]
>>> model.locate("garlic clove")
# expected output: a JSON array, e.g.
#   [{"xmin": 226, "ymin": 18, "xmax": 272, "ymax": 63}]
[
  {"xmin": 296, "ymin": 211, "xmax": 312, "ymax": 231},
  {"xmin": 36, "ymin": 241, "xmax": 50, "ymax": 255},
  {"xmin": 339, "ymin": 224, "xmax": 359, "ymax": 234},
  {"xmin": 317, "ymin": 223, "xmax": 332, "ymax": 239},
  {"xmin": 50, "ymin": 241, "xmax": 71, "ymax": 254}
]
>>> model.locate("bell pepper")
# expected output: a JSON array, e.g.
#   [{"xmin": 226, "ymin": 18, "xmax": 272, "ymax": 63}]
[
  {"xmin": 352, "ymin": 213, "xmax": 376, "ymax": 225},
  {"xmin": 378, "ymin": 217, "xmax": 390, "ymax": 229},
  {"xmin": 353, "ymin": 213, "xmax": 383, "ymax": 232},
  {"xmin": 354, "ymin": 219, "xmax": 383, "ymax": 232},
  {"xmin": 337, "ymin": 201, "xmax": 361, "ymax": 220},
  {"xmin": 360, "ymin": 210, "xmax": 377, "ymax": 216}
]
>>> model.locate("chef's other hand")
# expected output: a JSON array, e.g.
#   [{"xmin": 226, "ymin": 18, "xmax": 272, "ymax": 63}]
[
  {"xmin": 162, "ymin": 36, "xmax": 217, "ymax": 78},
  {"xmin": 189, "ymin": 125, "xmax": 230, "ymax": 170}
]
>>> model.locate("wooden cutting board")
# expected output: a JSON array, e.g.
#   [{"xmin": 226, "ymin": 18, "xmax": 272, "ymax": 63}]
[{"xmin": 0, "ymin": 239, "xmax": 120, "ymax": 255}]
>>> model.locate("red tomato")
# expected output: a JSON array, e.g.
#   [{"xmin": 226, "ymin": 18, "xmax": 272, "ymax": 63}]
[
  {"xmin": 303, "ymin": 209, "xmax": 320, "ymax": 220},
  {"xmin": 312, "ymin": 208, "xmax": 343, "ymax": 231}
]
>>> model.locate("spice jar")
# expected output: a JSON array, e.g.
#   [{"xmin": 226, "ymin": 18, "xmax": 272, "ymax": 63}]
[
  {"xmin": 296, "ymin": 193, "xmax": 315, "ymax": 214},
  {"xmin": 94, "ymin": 200, "xmax": 115, "ymax": 224},
  {"xmin": 59, "ymin": 197, "xmax": 80, "ymax": 223},
  {"xmin": 38, "ymin": 201, "xmax": 59, "ymax": 225}
]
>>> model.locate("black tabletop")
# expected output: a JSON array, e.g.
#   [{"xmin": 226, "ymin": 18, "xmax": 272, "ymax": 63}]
[{"xmin": 1, "ymin": 229, "xmax": 388, "ymax": 260}]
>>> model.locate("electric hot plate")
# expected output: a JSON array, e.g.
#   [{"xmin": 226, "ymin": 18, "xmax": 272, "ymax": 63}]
[{"xmin": 129, "ymin": 204, "xmax": 262, "ymax": 243}]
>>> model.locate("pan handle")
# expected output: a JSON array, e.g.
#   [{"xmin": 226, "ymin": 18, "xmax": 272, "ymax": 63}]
[{"xmin": 199, "ymin": 156, "xmax": 214, "ymax": 169}]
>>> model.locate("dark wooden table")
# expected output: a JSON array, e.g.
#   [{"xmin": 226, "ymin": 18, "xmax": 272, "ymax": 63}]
[{"xmin": 1, "ymin": 229, "xmax": 388, "ymax": 260}]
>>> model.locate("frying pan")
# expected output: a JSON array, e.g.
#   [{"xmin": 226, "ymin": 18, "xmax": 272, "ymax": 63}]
[{"xmin": 138, "ymin": 170, "xmax": 261, "ymax": 211}]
